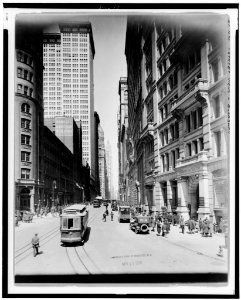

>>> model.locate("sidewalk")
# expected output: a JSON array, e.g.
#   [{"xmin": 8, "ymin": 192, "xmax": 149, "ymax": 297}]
[
  {"xmin": 149, "ymin": 224, "xmax": 228, "ymax": 262},
  {"xmin": 15, "ymin": 213, "xmax": 59, "ymax": 232}
]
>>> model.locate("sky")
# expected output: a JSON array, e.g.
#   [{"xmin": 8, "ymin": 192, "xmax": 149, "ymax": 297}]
[
  {"xmin": 17, "ymin": 13, "xmax": 127, "ymax": 193},
  {"xmin": 91, "ymin": 16, "xmax": 127, "ymax": 193}
]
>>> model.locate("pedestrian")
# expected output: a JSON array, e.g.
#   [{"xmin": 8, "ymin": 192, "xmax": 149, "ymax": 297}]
[
  {"xmin": 202, "ymin": 219, "xmax": 209, "ymax": 237},
  {"xmin": 106, "ymin": 209, "xmax": 109, "ymax": 216},
  {"xmin": 111, "ymin": 211, "xmax": 114, "ymax": 221},
  {"xmin": 102, "ymin": 212, "xmax": 106, "ymax": 222},
  {"xmin": 198, "ymin": 218, "xmax": 203, "ymax": 233},
  {"xmin": 219, "ymin": 217, "xmax": 224, "ymax": 233},
  {"xmin": 31, "ymin": 233, "xmax": 40, "ymax": 257},
  {"xmin": 36, "ymin": 205, "xmax": 40, "ymax": 218},
  {"xmin": 151, "ymin": 215, "xmax": 156, "ymax": 232},
  {"xmin": 161, "ymin": 220, "xmax": 167, "ymax": 237},
  {"xmin": 180, "ymin": 215, "xmax": 185, "ymax": 234},
  {"xmin": 40, "ymin": 207, "xmax": 44, "ymax": 218},
  {"xmin": 156, "ymin": 219, "xmax": 162, "ymax": 236}
]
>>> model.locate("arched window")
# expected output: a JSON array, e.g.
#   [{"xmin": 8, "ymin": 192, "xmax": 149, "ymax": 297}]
[{"xmin": 21, "ymin": 103, "xmax": 30, "ymax": 114}]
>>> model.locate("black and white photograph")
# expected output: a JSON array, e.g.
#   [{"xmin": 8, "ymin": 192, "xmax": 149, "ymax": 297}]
[{"xmin": 2, "ymin": 2, "xmax": 238, "ymax": 298}]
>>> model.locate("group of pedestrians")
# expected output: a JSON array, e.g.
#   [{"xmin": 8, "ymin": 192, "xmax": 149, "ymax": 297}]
[{"xmin": 102, "ymin": 209, "xmax": 114, "ymax": 222}]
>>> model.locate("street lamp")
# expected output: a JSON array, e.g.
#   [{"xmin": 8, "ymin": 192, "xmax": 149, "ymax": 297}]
[
  {"xmin": 52, "ymin": 180, "xmax": 57, "ymax": 208},
  {"xmin": 135, "ymin": 180, "xmax": 140, "ymax": 212}
]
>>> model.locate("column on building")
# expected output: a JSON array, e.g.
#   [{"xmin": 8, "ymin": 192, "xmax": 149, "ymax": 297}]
[
  {"xmin": 30, "ymin": 186, "xmax": 35, "ymax": 213},
  {"xmin": 153, "ymin": 181, "xmax": 162, "ymax": 213},
  {"xmin": 176, "ymin": 176, "xmax": 189, "ymax": 220},
  {"xmin": 197, "ymin": 172, "xmax": 210, "ymax": 219},
  {"xmin": 166, "ymin": 180, "xmax": 173, "ymax": 213}
]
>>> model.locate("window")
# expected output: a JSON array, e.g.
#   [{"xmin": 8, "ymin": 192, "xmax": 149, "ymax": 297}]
[
  {"xmin": 17, "ymin": 52, "xmax": 23, "ymax": 62},
  {"xmin": 187, "ymin": 143, "xmax": 192, "ymax": 156},
  {"xmin": 164, "ymin": 128, "xmax": 168, "ymax": 145},
  {"xmin": 21, "ymin": 118, "xmax": 30, "ymax": 129},
  {"xmin": 21, "ymin": 134, "xmax": 30, "ymax": 145},
  {"xmin": 172, "ymin": 150, "xmax": 176, "ymax": 168},
  {"xmin": 175, "ymin": 122, "xmax": 179, "ymax": 139},
  {"xmin": 213, "ymin": 95, "xmax": 221, "ymax": 118},
  {"xmin": 160, "ymin": 131, "xmax": 164, "ymax": 147},
  {"xmin": 164, "ymin": 103, "xmax": 168, "ymax": 118},
  {"xmin": 186, "ymin": 115, "xmax": 191, "ymax": 132},
  {"xmin": 21, "ymin": 103, "xmax": 30, "ymax": 113},
  {"xmin": 192, "ymin": 111, "xmax": 197, "ymax": 130},
  {"xmin": 176, "ymin": 148, "xmax": 180, "ymax": 159},
  {"xmin": 170, "ymin": 124, "xmax": 175, "ymax": 140},
  {"xmin": 29, "ymin": 73, "xmax": 33, "ymax": 82},
  {"xmin": 160, "ymin": 108, "xmax": 164, "ymax": 122},
  {"xmin": 24, "ymin": 86, "xmax": 28, "ymax": 95},
  {"xmin": 17, "ymin": 68, "xmax": 22, "ymax": 78},
  {"xmin": 24, "ymin": 70, "xmax": 28, "ymax": 80},
  {"xmin": 21, "ymin": 151, "xmax": 30, "ymax": 162},
  {"xmin": 214, "ymin": 131, "xmax": 221, "ymax": 157},
  {"xmin": 161, "ymin": 155, "xmax": 165, "ymax": 172},
  {"xmin": 199, "ymin": 138, "xmax": 204, "ymax": 151},
  {"xmin": 166, "ymin": 153, "xmax": 169, "ymax": 171},
  {"xmin": 198, "ymin": 107, "xmax": 203, "ymax": 126},
  {"xmin": 21, "ymin": 168, "xmax": 30, "ymax": 179},
  {"xmin": 193, "ymin": 140, "xmax": 198, "ymax": 154},
  {"xmin": 17, "ymin": 84, "xmax": 22, "ymax": 92},
  {"xmin": 29, "ymin": 89, "xmax": 33, "ymax": 98}
]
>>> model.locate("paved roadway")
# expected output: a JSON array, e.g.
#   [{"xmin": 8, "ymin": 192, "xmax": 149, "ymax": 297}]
[{"xmin": 15, "ymin": 205, "xmax": 228, "ymax": 275}]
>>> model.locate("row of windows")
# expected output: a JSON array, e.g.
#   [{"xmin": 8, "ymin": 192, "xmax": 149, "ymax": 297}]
[
  {"xmin": 17, "ymin": 84, "xmax": 33, "ymax": 98},
  {"xmin": 185, "ymin": 107, "xmax": 203, "ymax": 133},
  {"xmin": 160, "ymin": 122, "xmax": 179, "ymax": 147},
  {"xmin": 17, "ymin": 68, "xmax": 33, "ymax": 83},
  {"xmin": 17, "ymin": 51, "xmax": 33, "ymax": 67},
  {"xmin": 161, "ymin": 147, "xmax": 180, "ymax": 172},
  {"xmin": 185, "ymin": 138, "xmax": 204, "ymax": 157}
]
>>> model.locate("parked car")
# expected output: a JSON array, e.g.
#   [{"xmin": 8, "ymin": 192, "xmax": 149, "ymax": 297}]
[{"xmin": 129, "ymin": 215, "xmax": 152, "ymax": 234}]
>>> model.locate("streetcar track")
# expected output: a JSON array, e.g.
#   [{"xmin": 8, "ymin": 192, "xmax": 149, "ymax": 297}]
[
  {"xmin": 15, "ymin": 225, "xmax": 60, "ymax": 253},
  {"xmin": 15, "ymin": 207, "xmax": 104, "ymax": 270},
  {"xmin": 15, "ymin": 228, "xmax": 60, "ymax": 264},
  {"xmin": 65, "ymin": 247, "xmax": 78, "ymax": 274},
  {"xmin": 74, "ymin": 247, "xmax": 91, "ymax": 274}
]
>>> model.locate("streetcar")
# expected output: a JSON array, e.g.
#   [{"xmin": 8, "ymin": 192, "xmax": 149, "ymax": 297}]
[
  {"xmin": 118, "ymin": 205, "xmax": 131, "ymax": 222},
  {"xmin": 93, "ymin": 196, "xmax": 102, "ymax": 207},
  {"xmin": 60, "ymin": 204, "xmax": 88, "ymax": 244}
]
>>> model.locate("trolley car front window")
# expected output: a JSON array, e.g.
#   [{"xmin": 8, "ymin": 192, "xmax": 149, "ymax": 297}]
[
  {"xmin": 62, "ymin": 217, "xmax": 80, "ymax": 229},
  {"xmin": 68, "ymin": 218, "xmax": 73, "ymax": 229}
]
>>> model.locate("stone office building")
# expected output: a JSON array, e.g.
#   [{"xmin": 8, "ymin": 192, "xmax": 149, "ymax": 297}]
[
  {"xmin": 125, "ymin": 14, "xmax": 229, "ymax": 222},
  {"xmin": 15, "ymin": 21, "xmax": 45, "ymax": 213}
]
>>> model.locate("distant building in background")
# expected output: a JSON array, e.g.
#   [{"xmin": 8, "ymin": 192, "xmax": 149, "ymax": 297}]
[
  {"xmin": 105, "ymin": 141, "xmax": 113, "ymax": 199},
  {"xmin": 93, "ymin": 112, "xmax": 100, "ymax": 197},
  {"xmin": 43, "ymin": 22, "xmax": 97, "ymax": 197},
  {"xmin": 15, "ymin": 22, "xmax": 44, "ymax": 213},
  {"xmin": 98, "ymin": 125, "xmax": 106, "ymax": 199},
  {"xmin": 117, "ymin": 77, "xmax": 129, "ymax": 204},
  {"xmin": 44, "ymin": 116, "xmax": 85, "ymax": 202},
  {"xmin": 125, "ymin": 14, "xmax": 229, "ymax": 222},
  {"xmin": 43, "ymin": 125, "xmax": 74, "ymax": 206}
]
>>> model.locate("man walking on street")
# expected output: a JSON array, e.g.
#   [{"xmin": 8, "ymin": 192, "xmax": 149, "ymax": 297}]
[
  {"xmin": 111, "ymin": 211, "xmax": 114, "ymax": 221},
  {"xmin": 31, "ymin": 233, "xmax": 40, "ymax": 257},
  {"xmin": 180, "ymin": 215, "xmax": 185, "ymax": 234}
]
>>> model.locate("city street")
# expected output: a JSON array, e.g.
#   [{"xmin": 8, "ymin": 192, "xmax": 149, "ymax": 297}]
[{"xmin": 15, "ymin": 205, "xmax": 228, "ymax": 276}]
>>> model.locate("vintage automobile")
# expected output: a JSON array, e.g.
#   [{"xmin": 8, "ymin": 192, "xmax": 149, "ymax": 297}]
[{"xmin": 129, "ymin": 215, "xmax": 152, "ymax": 234}]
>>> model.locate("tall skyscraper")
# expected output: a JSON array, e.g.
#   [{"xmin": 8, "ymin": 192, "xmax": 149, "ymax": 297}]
[{"xmin": 43, "ymin": 22, "xmax": 95, "ymax": 176}]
